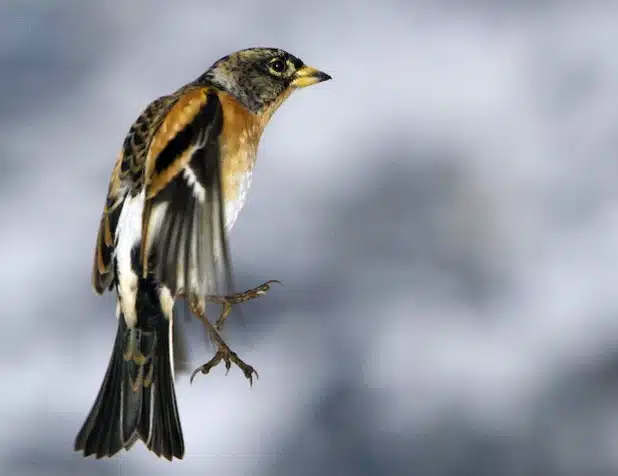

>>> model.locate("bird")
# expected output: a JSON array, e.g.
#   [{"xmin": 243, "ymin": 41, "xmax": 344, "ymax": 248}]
[{"xmin": 73, "ymin": 47, "xmax": 331, "ymax": 461}]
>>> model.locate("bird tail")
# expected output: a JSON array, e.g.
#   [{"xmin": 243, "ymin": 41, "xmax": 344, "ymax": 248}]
[{"xmin": 74, "ymin": 292, "xmax": 185, "ymax": 460}]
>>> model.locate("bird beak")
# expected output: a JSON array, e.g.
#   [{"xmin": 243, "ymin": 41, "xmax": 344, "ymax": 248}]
[{"xmin": 290, "ymin": 65, "xmax": 332, "ymax": 88}]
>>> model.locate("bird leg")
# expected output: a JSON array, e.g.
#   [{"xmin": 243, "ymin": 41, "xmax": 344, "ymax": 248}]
[
  {"xmin": 206, "ymin": 280, "xmax": 281, "ymax": 332},
  {"xmin": 187, "ymin": 294, "xmax": 258, "ymax": 385}
]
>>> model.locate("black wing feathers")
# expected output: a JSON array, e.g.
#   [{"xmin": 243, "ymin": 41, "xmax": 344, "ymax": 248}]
[{"xmin": 148, "ymin": 91, "xmax": 232, "ymax": 298}]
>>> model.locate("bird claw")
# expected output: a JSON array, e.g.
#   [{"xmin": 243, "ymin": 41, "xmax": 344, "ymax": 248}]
[
  {"xmin": 190, "ymin": 346, "xmax": 259, "ymax": 386},
  {"xmin": 188, "ymin": 280, "xmax": 275, "ymax": 385},
  {"xmin": 252, "ymin": 279, "xmax": 282, "ymax": 296}
]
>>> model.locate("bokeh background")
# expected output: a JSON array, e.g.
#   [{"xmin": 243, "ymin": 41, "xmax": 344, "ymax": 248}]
[{"xmin": 2, "ymin": 1, "xmax": 618, "ymax": 475}]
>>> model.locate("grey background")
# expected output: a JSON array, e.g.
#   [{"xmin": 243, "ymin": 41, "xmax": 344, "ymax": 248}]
[{"xmin": 2, "ymin": 1, "xmax": 618, "ymax": 475}]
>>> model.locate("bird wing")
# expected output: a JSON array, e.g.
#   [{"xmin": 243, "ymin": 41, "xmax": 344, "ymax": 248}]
[
  {"xmin": 92, "ymin": 87, "xmax": 232, "ymax": 299},
  {"xmin": 92, "ymin": 94, "xmax": 178, "ymax": 293},
  {"xmin": 141, "ymin": 86, "xmax": 231, "ymax": 299}
]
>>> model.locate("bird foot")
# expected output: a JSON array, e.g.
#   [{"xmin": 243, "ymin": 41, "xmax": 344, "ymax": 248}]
[
  {"xmin": 190, "ymin": 344, "xmax": 258, "ymax": 385},
  {"xmin": 186, "ymin": 280, "xmax": 278, "ymax": 385}
]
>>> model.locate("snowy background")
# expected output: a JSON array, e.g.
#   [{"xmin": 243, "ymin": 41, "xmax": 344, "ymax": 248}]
[{"xmin": 2, "ymin": 1, "xmax": 618, "ymax": 475}]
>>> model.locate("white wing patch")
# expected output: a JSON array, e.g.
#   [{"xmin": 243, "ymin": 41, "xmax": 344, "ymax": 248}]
[{"xmin": 182, "ymin": 166, "xmax": 206, "ymax": 203}]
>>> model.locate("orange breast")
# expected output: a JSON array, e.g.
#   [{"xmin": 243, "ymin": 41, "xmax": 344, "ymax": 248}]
[{"xmin": 217, "ymin": 92, "xmax": 264, "ymax": 203}]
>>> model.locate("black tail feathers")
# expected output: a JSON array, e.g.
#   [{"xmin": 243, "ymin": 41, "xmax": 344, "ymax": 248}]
[{"xmin": 74, "ymin": 306, "xmax": 185, "ymax": 460}]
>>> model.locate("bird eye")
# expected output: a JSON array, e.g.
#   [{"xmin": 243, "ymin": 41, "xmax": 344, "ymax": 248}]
[{"xmin": 269, "ymin": 59, "xmax": 286, "ymax": 74}]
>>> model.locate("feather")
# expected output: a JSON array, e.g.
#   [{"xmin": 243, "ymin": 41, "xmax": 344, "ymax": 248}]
[{"xmin": 140, "ymin": 89, "xmax": 232, "ymax": 299}]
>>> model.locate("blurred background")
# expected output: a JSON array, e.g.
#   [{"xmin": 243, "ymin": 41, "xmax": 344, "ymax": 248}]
[{"xmin": 2, "ymin": 1, "xmax": 618, "ymax": 475}]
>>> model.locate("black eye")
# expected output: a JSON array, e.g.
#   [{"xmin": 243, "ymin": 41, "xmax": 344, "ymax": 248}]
[{"xmin": 270, "ymin": 59, "xmax": 286, "ymax": 73}]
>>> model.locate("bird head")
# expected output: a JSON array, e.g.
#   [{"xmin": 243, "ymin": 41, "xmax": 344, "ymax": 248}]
[{"xmin": 201, "ymin": 47, "xmax": 331, "ymax": 118}]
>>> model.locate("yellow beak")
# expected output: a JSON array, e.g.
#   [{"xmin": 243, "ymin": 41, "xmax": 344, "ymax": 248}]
[{"xmin": 290, "ymin": 65, "xmax": 332, "ymax": 88}]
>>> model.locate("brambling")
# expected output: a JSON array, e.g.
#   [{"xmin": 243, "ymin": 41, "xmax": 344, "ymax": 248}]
[{"xmin": 74, "ymin": 47, "xmax": 330, "ymax": 461}]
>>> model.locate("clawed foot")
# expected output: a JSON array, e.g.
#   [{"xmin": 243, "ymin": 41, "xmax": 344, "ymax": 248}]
[
  {"xmin": 190, "ymin": 344, "xmax": 259, "ymax": 385},
  {"xmin": 207, "ymin": 279, "xmax": 281, "ymax": 331},
  {"xmin": 186, "ymin": 280, "xmax": 279, "ymax": 386}
]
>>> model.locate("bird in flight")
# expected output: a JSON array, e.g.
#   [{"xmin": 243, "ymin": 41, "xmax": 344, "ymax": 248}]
[{"xmin": 74, "ymin": 47, "xmax": 331, "ymax": 461}]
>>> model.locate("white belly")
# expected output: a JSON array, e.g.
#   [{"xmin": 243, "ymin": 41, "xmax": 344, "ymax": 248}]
[{"xmin": 224, "ymin": 169, "xmax": 254, "ymax": 231}]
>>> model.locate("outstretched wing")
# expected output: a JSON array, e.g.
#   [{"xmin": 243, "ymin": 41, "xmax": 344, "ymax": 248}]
[
  {"xmin": 140, "ymin": 87, "xmax": 232, "ymax": 299},
  {"xmin": 92, "ymin": 94, "xmax": 178, "ymax": 294}
]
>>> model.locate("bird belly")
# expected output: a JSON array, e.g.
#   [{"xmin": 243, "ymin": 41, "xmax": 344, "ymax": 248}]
[{"xmin": 224, "ymin": 169, "xmax": 253, "ymax": 231}]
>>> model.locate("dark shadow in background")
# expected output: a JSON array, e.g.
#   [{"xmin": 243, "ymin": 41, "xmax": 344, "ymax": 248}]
[{"xmin": 257, "ymin": 144, "xmax": 618, "ymax": 476}]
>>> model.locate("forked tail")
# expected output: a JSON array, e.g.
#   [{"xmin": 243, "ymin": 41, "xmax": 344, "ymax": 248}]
[{"xmin": 74, "ymin": 288, "xmax": 184, "ymax": 460}]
